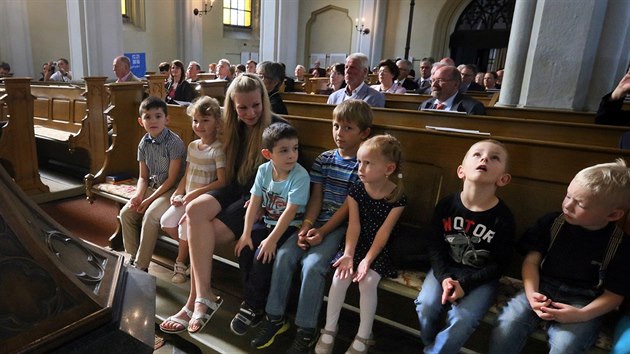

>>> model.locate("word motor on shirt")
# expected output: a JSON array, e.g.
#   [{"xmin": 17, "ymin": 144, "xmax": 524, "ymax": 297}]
[{"xmin": 442, "ymin": 216, "xmax": 495, "ymax": 242}]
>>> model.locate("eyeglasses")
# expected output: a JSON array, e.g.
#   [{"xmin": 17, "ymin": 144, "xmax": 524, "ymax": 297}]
[{"xmin": 432, "ymin": 78, "xmax": 452, "ymax": 85}]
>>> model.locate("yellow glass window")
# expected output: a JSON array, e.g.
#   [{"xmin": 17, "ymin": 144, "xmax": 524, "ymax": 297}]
[{"xmin": 223, "ymin": 0, "xmax": 251, "ymax": 27}]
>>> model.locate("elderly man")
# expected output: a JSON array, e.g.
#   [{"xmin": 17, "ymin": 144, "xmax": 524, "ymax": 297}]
[
  {"xmin": 216, "ymin": 59, "xmax": 232, "ymax": 81},
  {"xmin": 186, "ymin": 61, "xmax": 201, "ymax": 82},
  {"xmin": 113, "ymin": 56, "xmax": 140, "ymax": 82},
  {"xmin": 396, "ymin": 59, "xmax": 419, "ymax": 92},
  {"xmin": 327, "ymin": 53, "xmax": 385, "ymax": 107},
  {"xmin": 458, "ymin": 64, "xmax": 485, "ymax": 93},
  {"xmin": 49, "ymin": 58, "xmax": 73, "ymax": 82},
  {"xmin": 418, "ymin": 65, "xmax": 485, "ymax": 115}
]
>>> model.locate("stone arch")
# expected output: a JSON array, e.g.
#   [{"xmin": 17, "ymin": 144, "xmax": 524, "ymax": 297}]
[{"xmin": 304, "ymin": 5, "xmax": 353, "ymax": 67}]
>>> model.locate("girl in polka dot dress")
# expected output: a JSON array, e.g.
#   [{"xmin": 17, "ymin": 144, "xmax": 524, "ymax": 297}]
[{"xmin": 315, "ymin": 134, "xmax": 407, "ymax": 354}]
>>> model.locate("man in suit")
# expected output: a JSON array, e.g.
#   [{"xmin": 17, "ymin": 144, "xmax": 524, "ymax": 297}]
[
  {"xmin": 327, "ymin": 53, "xmax": 385, "ymax": 107},
  {"xmin": 113, "ymin": 56, "xmax": 140, "ymax": 82},
  {"xmin": 458, "ymin": 64, "xmax": 485, "ymax": 93},
  {"xmin": 418, "ymin": 65, "xmax": 486, "ymax": 115},
  {"xmin": 396, "ymin": 59, "xmax": 419, "ymax": 92},
  {"xmin": 416, "ymin": 58, "xmax": 434, "ymax": 94}
]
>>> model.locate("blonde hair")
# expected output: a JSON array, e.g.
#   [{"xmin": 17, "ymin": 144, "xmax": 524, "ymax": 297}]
[
  {"xmin": 332, "ymin": 99, "xmax": 373, "ymax": 131},
  {"xmin": 361, "ymin": 134, "xmax": 404, "ymax": 203},
  {"xmin": 223, "ymin": 73, "xmax": 273, "ymax": 185},
  {"xmin": 573, "ymin": 158, "xmax": 630, "ymax": 210},
  {"xmin": 187, "ymin": 96, "xmax": 222, "ymax": 137}
]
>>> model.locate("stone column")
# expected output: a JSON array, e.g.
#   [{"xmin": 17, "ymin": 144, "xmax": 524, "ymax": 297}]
[
  {"xmin": 0, "ymin": 0, "xmax": 34, "ymax": 77},
  {"xmin": 259, "ymin": 0, "xmax": 299, "ymax": 72},
  {"xmin": 497, "ymin": 0, "xmax": 537, "ymax": 107}
]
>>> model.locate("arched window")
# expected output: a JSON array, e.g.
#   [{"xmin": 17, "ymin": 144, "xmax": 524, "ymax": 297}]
[
  {"xmin": 223, "ymin": 0, "xmax": 252, "ymax": 28},
  {"xmin": 450, "ymin": 0, "xmax": 515, "ymax": 71}
]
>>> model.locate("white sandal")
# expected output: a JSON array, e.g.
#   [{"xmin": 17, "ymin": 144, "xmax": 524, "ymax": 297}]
[
  {"xmin": 315, "ymin": 328, "xmax": 337, "ymax": 354},
  {"xmin": 159, "ymin": 307, "xmax": 193, "ymax": 334},
  {"xmin": 188, "ymin": 296, "xmax": 223, "ymax": 334}
]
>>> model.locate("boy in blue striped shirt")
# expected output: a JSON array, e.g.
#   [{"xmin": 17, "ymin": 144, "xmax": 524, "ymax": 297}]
[
  {"xmin": 249, "ymin": 100, "xmax": 373, "ymax": 354},
  {"xmin": 121, "ymin": 96, "xmax": 186, "ymax": 271}
]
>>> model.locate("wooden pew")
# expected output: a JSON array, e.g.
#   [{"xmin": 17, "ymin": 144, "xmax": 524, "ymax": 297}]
[
  {"xmin": 282, "ymin": 101, "xmax": 628, "ymax": 149},
  {"xmin": 0, "ymin": 78, "xmax": 49, "ymax": 195}
]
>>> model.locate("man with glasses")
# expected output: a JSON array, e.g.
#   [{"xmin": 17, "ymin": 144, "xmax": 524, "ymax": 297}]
[{"xmin": 418, "ymin": 66, "xmax": 486, "ymax": 115}]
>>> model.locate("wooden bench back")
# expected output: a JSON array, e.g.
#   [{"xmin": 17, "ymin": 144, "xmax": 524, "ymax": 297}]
[
  {"xmin": 31, "ymin": 83, "xmax": 86, "ymax": 133},
  {"xmin": 282, "ymin": 102, "xmax": 627, "ymax": 148},
  {"xmin": 284, "ymin": 115, "xmax": 630, "ymax": 238}
]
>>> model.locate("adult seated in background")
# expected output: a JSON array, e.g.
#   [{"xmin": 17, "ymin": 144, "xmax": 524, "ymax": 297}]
[
  {"xmin": 235, "ymin": 64, "xmax": 246, "ymax": 76},
  {"xmin": 165, "ymin": 59, "xmax": 197, "ymax": 104},
  {"xmin": 595, "ymin": 67, "xmax": 630, "ymax": 126},
  {"xmin": 484, "ymin": 71, "xmax": 501, "ymax": 90},
  {"xmin": 416, "ymin": 57, "xmax": 434, "ymax": 94},
  {"xmin": 49, "ymin": 58, "xmax": 72, "ymax": 82},
  {"xmin": 0, "ymin": 61, "xmax": 10, "ymax": 77},
  {"xmin": 246, "ymin": 59, "xmax": 257, "ymax": 74},
  {"xmin": 475, "ymin": 72, "xmax": 485, "ymax": 86},
  {"xmin": 208, "ymin": 62, "xmax": 217, "ymax": 75},
  {"xmin": 216, "ymin": 59, "xmax": 232, "ymax": 82},
  {"xmin": 371, "ymin": 59, "xmax": 406, "ymax": 94},
  {"xmin": 309, "ymin": 60, "xmax": 322, "ymax": 73},
  {"xmin": 311, "ymin": 67, "xmax": 326, "ymax": 78},
  {"xmin": 319, "ymin": 63, "xmax": 345, "ymax": 95},
  {"xmin": 418, "ymin": 65, "xmax": 486, "ymax": 115},
  {"xmin": 396, "ymin": 59, "xmax": 419, "ymax": 92},
  {"xmin": 439, "ymin": 57, "xmax": 456, "ymax": 67},
  {"xmin": 113, "ymin": 55, "xmax": 140, "ymax": 82},
  {"xmin": 39, "ymin": 61, "xmax": 55, "ymax": 81},
  {"xmin": 294, "ymin": 64, "xmax": 306, "ymax": 82},
  {"xmin": 159, "ymin": 62, "xmax": 171, "ymax": 75},
  {"xmin": 186, "ymin": 61, "xmax": 201, "ymax": 82},
  {"xmin": 458, "ymin": 64, "xmax": 485, "ymax": 93},
  {"xmin": 327, "ymin": 52, "xmax": 385, "ymax": 107},
  {"xmin": 257, "ymin": 61, "xmax": 288, "ymax": 115}
]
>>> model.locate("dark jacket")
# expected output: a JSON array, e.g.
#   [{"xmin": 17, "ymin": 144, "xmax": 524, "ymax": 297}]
[
  {"xmin": 165, "ymin": 79, "xmax": 197, "ymax": 104},
  {"xmin": 418, "ymin": 92, "xmax": 486, "ymax": 115},
  {"xmin": 595, "ymin": 92, "xmax": 629, "ymax": 126}
]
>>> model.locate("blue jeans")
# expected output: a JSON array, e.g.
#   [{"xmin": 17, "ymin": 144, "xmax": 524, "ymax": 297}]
[
  {"xmin": 265, "ymin": 224, "xmax": 346, "ymax": 329},
  {"xmin": 414, "ymin": 268, "xmax": 497, "ymax": 354},
  {"xmin": 489, "ymin": 277, "xmax": 603, "ymax": 354},
  {"xmin": 612, "ymin": 315, "xmax": 630, "ymax": 354}
]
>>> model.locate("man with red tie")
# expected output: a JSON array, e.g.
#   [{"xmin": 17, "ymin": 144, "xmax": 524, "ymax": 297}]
[{"xmin": 418, "ymin": 66, "xmax": 486, "ymax": 115}]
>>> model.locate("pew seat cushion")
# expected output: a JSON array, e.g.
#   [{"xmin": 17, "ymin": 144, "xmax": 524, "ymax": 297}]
[{"xmin": 93, "ymin": 179, "xmax": 138, "ymax": 202}]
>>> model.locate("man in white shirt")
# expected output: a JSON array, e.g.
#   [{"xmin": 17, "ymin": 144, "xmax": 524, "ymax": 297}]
[
  {"xmin": 186, "ymin": 61, "xmax": 201, "ymax": 82},
  {"xmin": 49, "ymin": 58, "xmax": 72, "ymax": 82}
]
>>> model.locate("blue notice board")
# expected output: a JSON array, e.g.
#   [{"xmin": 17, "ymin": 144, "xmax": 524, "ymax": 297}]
[{"xmin": 125, "ymin": 52, "xmax": 146, "ymax": 78}]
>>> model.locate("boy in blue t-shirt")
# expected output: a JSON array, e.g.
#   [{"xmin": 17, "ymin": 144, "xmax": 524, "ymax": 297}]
[
  {"xmin": 231, "ymin": 122, "xmax": 310, "ymax": 338},
  {"xmin": 120, "ymin": 96, "xmax": 186, "ymax": 271},
  {"xmin": 250, "ymin": 100, "xmax": 373, "ymax": 353}
]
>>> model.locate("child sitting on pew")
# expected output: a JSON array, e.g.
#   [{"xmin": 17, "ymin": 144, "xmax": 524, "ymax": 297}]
[
  {"xmin": 231, "ymin": 122, "xmax": 310, "ymax": 337},
  {"xmin": 120, "ymin": 96, "xmax": 186, "ymax": 271},
  {"xmin": 490, "ymin": 159, "xmax": 630, "ymax": 354},
  {"xmin": 316, "ymin": 134, "xmax": 407, "ymax": 354},
  {"xmin": 415, "ymin": 139, "xmax": 515, "ymax": 354},
  {"xmin": 160, "ymin": 96, "xmax": 226, "ymax": 283}
]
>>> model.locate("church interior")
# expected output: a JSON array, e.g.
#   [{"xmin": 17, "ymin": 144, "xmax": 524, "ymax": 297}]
[{"xmin": 1, "ymin": 0, "xmax": 630, "ymax": 353}]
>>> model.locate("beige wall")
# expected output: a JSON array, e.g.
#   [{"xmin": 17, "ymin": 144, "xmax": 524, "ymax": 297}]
[{"xmin": 27, "ymin": 0, "xmax": 70, "ymax": 79}]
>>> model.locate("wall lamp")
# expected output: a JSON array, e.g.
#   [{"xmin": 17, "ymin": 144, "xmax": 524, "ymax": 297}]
[
  {"xmin": 355, "ymin": 18, "xmax": 370, "ymax": 35},
  {"xmin": 194, "ymin": 0, "xmax": 214, "ymax": 16}
]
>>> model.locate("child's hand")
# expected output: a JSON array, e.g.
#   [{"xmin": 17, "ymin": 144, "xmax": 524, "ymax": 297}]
[
  {"xmin": 441, "ymin": 278, "xmax": 465, "ymax": 304},
  {"xmin": 539, "ymin": 302, "xmax": 583, "ymax": 323},
  {"xmin": 527, "ymin": 291, "xmax": 553, "ymax": 320},
  {"xmin": 234, "ymin": 235, "xmax": 253, "ymax": 257},
  {"xmin": 332, "ymin": 254, "xmax": 354, "ymax": 280},
  {"xmin": 305, "ymin": 228, "xmax": 324, "ymax": 247},
  {"xmin": 137, "ymin": 198, "xmax": 152, "ymax": 213},
  {"xmin": 256, "ymin": 238, "xmax": 277, "ymax": 264},
  {"xmin": 353, "ymin": 258, "xmax": 371, "ymax": 282},
  {"xmin": 182, "ymin": 191, "xmax": 200, "ymax": 205},
  {"xmin": 171, "ymin": 194, "xmax": 184, "ymax": 206},
  {"xmin": 297, "ymin": 233, "xmax": 310, "ymax": 250},
  {"xmin": 130, "ymin": 195, "xmax": 143, "ymax": 210}
]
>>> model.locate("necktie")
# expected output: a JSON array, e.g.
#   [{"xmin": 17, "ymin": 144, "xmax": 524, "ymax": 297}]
[{"xmin": 435, "ymin": 103, "xmax": 446, "ymax": 110}]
